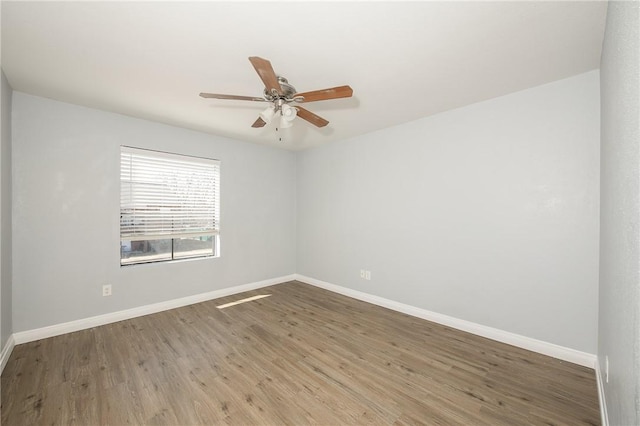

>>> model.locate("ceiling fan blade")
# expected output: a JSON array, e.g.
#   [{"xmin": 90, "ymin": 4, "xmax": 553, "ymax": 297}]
[
  {"xmin": 251, "ymin": 117, "xmax": 267, "ymax": 128},
  {"xmin": 248, "ymin": 56, "xmax": 282, "ymax": 95},
  {"xmin": 199, "ymin": 93, "xmax": 266, "ymax": 102},
  {"xmin": 294, "ymin": 85, "xmax": 353, "ymax": 103},
  {"xmin": 295, "ymin": 107, "xmax": 329, "ymax": 128}
]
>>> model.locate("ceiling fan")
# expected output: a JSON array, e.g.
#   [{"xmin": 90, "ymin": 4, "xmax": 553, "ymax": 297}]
[{"xmin": 199, "ymin": 56, "xmax": 353, "ymax": 129}]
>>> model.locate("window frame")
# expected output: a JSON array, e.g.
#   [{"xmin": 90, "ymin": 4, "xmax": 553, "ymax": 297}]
[{"xmin": 119, "ymin": 146, "xmax": 220, "ymax": 266}]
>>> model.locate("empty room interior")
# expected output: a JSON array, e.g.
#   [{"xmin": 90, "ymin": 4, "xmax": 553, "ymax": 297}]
[{"xmin": 0, "ymin": 1, "xmax": 639, "ymax": 425}]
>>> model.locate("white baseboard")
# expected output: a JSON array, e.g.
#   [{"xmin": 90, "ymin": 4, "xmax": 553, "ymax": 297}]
[
  {"xmin": 594, "ymin": 357, "xmax": 610, "ymax": 426},
  {"xmin": 13, "ymin": 274, "xmax": 296, "ymax": 345},
  {"xmin": 9, "ymin": 273, "xmax": 597, "ymax": 371},
  {"xmin": 0, "ymin": 334, "xmax": 16, "ymax": 374},
  {"xmin": 295, "ymin": 274, "xmax": 597, "ymax": 368}
]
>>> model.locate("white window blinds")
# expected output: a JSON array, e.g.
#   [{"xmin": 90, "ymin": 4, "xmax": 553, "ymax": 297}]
[{"xmin": 120, "ymin": 146, "xmax": 220, "ymax": 241}]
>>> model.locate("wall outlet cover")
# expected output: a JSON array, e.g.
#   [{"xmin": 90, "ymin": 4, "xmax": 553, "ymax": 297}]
[{"xmin": 102, "ymin": 284, "xmax": 112, "ymax": 297}]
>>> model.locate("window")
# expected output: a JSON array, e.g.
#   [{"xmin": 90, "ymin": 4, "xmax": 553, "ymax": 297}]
[{"xmin": 120, "ymin": 146, "xmax": 220, "ymax": 266}]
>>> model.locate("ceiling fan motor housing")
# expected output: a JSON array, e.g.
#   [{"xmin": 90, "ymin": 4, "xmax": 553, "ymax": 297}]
[{"xmin": 264, "ymin": 76, "xmax": 297, "ymax": 101}]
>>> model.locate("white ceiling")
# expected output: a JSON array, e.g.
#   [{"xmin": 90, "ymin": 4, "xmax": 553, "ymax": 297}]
[{"xmin": 1, "ymin": 1, "xmax": 606, "ymax": 151}]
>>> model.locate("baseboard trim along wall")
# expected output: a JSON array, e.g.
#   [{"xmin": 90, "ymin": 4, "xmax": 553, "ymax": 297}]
[
  {"xmin": 0, "ymin": 334, "xmax": 16, "ymax": 374},
  {"xmin": 594, "ymin": 357, "xmax": 610, "ymax": 426},
  {"xmin": 295, "ymin": 274, "xmax": 597, "ymax": 369},
  {"xmin": 7, "ymin": 273, "xmax": 596, "ymax": 372},
  {"xmin": 12, "ymin": 274, "xmax": 296, "ymax": 346}
]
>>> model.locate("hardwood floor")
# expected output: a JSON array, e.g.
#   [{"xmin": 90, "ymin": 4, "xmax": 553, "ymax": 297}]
[{"xmin": 1, "ymin": 281, "xmax": 600, "ymax": 425}]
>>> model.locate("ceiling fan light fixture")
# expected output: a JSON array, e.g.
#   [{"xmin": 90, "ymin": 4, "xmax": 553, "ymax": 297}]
[
  {"xmin": 281, "ymin": 104, "xmax": 297, "ymax": 122},
  {"xmin": 259, "ymin": 105, "xmax": 276, "ymax": 124},
  {"xmin": 279, "ymin": 114, "xmax": 294, "ymax": 129}
]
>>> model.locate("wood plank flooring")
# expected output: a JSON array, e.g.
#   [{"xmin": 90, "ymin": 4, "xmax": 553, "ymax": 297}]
[{"xmin": 1, "ymin": 281, "xmax": 600, "ymax": 425}]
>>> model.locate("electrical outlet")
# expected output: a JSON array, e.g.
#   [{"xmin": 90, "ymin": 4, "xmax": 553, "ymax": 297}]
[
  {"xmin": 365, "ymin": 270, "xmax": 371, "ymax": 280},
  {"xmin": 102, "ymin": 284, "xmax": 112, "ymax": 297},
  {"xmin": 360, "ymin": 269, "xmax": 366, "ymax": 279},
  {"xmin": 605, "ymin": 356, "xmax": 609, "ymax": 383}
]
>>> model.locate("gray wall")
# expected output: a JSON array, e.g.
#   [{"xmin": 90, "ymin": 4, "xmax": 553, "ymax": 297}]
[
  {"xmin": 11, "ymin": 92, "xmax": 296, "ymax": 332},
  {"xmin": 297, "ymin": 71, "xmax": 600, "ymax": 353},
  {"xmin": 599, "ymin": 1, "xmax": 640, "ymax": 424},
  {"xmin": 1, "ymin": 70, "xmax": 13, "ymax": 350}
]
